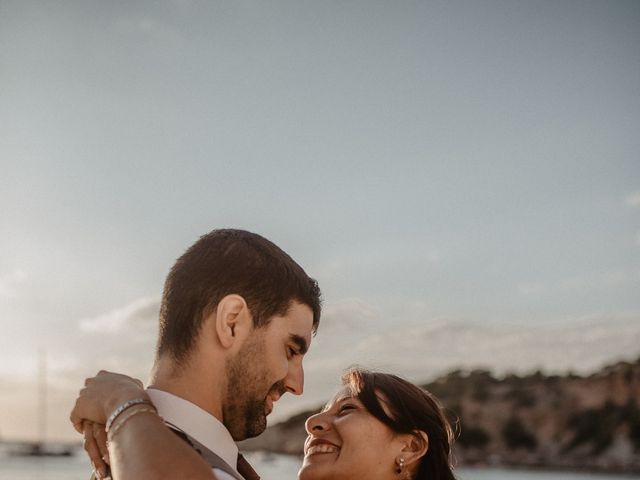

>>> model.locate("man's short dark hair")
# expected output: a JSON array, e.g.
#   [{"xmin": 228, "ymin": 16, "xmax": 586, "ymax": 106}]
[{"xmin": 156, "ymin": 229, "xmax": 322, "ymax": 362}]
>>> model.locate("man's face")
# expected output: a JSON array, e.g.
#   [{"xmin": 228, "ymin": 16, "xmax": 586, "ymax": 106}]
[{"xmin": 223, "ymin": 301, "xmax": 314, "ymax": 440}]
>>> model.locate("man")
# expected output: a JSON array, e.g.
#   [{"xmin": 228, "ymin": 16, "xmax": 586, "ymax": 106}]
[{"xmin": 73, "ymin": 229, "xmax": 322, "ymax": 480}]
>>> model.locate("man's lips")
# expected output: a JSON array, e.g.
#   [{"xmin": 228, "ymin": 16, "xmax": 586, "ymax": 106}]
[
  {"xmin": 304, "ymin": 438, "xmax": 340, "ymax": 456},
  {"xmin": 265, "ymin": 392, "xmax": 281, "ymax": 415}
]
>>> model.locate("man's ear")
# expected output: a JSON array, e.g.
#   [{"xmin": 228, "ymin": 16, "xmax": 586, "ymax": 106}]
[
  {"xmin": 399, "ymin": 429, "xmax": 429, "ymax": 468},
  {"xmin": 214, "ymin": 294, "xmax": 249, "ymax": 349}
]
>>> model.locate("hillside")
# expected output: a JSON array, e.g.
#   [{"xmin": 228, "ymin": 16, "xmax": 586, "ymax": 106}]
[{"xmin": 239, "ymin": 356, "xmax": 640, "ymax": 473}]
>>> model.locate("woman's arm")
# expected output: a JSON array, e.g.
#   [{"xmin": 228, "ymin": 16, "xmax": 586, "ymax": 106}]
[
  {"xmin": 70, "ymin": 371, "xmax": 217, "ymax": 480},
  {"xmin": 106, "ymin": 407, "xmax": 215, "ymax": 480}
]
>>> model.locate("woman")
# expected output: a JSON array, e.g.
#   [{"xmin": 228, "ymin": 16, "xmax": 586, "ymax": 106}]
[{"xmin": 71, "ymin": 368, "xmax": 457, "ymax": 480}]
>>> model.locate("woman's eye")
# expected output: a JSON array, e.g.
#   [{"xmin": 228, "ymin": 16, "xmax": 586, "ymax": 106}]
[
  {"xmin": 338, "ymin": 404, "xmax": 356, "ymax": 414},
  {"xmin": 287, "ymin": 347, "xmax": 297, "ymax": 357}
]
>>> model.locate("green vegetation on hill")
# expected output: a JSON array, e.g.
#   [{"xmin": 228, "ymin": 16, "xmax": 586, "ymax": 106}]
[
  {"xmin": 239, "ymin": 356, "xmax": 640, "ymax": 473},
  {"xmin": 421, "ymin": 356, "xmax": 640, "ymax": 472},
  {"xmin": 567, "ymin": 400, "xmax": 640, "ymax": 454}
]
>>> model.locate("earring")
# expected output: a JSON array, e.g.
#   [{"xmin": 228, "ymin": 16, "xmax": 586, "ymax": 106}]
[{"xmin": 395, "ymin": 457, "xmax": 405, "ymax": 474}]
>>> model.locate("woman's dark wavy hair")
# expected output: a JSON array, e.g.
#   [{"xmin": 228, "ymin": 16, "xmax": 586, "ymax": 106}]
[{"xmin": 342, "ymin": 368, "xmax": 456, "ymax": 480}]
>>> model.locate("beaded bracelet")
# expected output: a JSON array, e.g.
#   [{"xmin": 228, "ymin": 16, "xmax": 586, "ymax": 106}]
[
  {"xmin": 105, "ymin": 398, "xmax": 156, "ymax": 433},
  {"xmin": 106, "ymin": 406, "xmax": 159, "ymax": 443}
]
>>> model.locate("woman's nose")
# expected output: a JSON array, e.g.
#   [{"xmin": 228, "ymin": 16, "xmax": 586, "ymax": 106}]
[{"xmin": 305, "ymin": 411, "xmax": 331, "ymax": 434}]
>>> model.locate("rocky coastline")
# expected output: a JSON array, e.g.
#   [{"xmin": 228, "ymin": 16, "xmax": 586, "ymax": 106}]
[{"xmin": 239, "ymin": 356, "xmax": 640, "ymax": 473}]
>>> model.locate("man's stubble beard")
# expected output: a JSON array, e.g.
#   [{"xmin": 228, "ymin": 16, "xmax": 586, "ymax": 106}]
[{"xmin": 223, "ymin": 330, "xmax": 284, "ymax": 440}]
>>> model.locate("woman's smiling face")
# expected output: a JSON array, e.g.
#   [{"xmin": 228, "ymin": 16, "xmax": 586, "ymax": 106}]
[{"xmin": 298, "ymin": 386, "xmax": 406, "ymax": 480}]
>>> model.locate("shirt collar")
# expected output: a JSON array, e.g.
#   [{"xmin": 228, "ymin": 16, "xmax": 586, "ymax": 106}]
[{"xmin": 146, "ymin": 388, "xmax": 239, "ymax": 470}]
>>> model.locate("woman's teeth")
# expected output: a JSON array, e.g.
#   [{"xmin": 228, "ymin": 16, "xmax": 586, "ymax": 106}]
[{"xmin": 307, "ymin": 444, "xmax": 339, "ymax": 455}]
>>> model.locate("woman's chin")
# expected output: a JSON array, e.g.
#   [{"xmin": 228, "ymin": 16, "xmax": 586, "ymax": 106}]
[{"xmin": 298, "ymin": 460, "xmax": 335, "ymax": 480}]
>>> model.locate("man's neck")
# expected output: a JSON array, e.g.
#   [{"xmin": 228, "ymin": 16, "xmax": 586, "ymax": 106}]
[{"xmin": 148, "ymin": 354, "xmax": 225, "ymax": 422}]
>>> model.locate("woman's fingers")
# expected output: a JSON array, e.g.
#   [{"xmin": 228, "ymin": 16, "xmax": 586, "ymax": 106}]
[
  {"xmin": 70, "ymin": 384, "xmax": 105, "ymax": 428},
  {"xmin": 70, "ymin": 394, "xmax": 87, "ymax": 433},
  {"xmin": 93, "ymin": 421, "xmax": 110, "ymax": 465},
  {"xmin": 70, "ymin": 369, "xmax": 151, "ymax": 477},
  {"xmin": 83, "ymin": 421, "xmax": 107, "ymax": 478},
  {"xmin": 70, "ymin": 372, "xmax": 139, "ymax": 428}
]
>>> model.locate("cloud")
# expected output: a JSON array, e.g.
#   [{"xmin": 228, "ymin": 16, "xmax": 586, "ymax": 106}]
[
  {"xmin": 522, "ymin": 270, "xmax": 638, "ymax": 295},
  {"xmin": 7, "ymin": 294, "xmax": 640, "ymax": 438},
  {"xmin": 313, "ymin": 246, "xmax": 441, "ymax": 284},
  {"xmin": 560, "ymin": 270, "xmax": 639, "ymax": 291},
  {"xmin": 625, "ymin": 191, "xmax": 640, "ymax": 208},
  {"xmin": 32, "ymin": 297, "xmax": 165, "ymax": 420},
  {"xmin": 517, "ymin": 283, "xmax": 546, "ymax": 296},
  {"xmin": 0, "ymin": 268, "xmax": 27, "ymax": 299},
  {"xmin": 272, "ymin": 312, "xmax": 640, "ymax": 424},
  {"xmin": 113, "ymin": 14, "xmax": 183, "ymax": 47},
  {"xmin": 318, "ymin": 299, "xmax": 380, "ymax": 332},
  {"xmin": 601, "ymin": 270, "xmax": 630, "ymax": 286},
  {"xmin": 79, "ymin": 295, "xmax": 160, "ymax": 334}
]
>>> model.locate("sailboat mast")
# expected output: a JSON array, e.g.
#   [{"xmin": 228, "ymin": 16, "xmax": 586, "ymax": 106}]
[{"xmin": 38, "ymin": 348, "xmax": 47, "ymax": 445}]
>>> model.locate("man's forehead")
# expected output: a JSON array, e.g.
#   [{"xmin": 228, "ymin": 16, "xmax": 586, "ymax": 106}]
[
  {"xmin": 264, "ymin": 304, "xmax": 313, "ymax": 348},
  {"xmin": 282, "ymin": 302, "xmax": 314, "ymax": 339}
]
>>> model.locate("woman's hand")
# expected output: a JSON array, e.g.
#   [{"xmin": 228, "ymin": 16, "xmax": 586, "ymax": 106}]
[
  {"xmin": 70, "ymin": 370, "xmax": 147, "ymax": 428},
  {"xmin": 70, "ymin": 371, "xmax": 148, "ymax": 478},
  {"xmin": 82, "ymin": 420, "xmax": 109, "ymax": 479}
]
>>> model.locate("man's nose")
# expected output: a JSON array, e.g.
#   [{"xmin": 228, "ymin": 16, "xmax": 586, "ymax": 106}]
[{"xmin": 284, "ymin": 362, "xmax": 304, "ymax": 395}]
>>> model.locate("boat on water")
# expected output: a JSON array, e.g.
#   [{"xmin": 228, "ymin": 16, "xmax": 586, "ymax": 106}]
[
  {"xmin": 7, "ymin": 441, "xmax": 74, "ymax": 457},
  {"xmin": 5, "ymin": 349, "xmax": 75, "ymax": 457}
]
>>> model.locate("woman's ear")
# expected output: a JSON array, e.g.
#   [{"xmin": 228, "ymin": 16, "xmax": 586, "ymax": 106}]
[
  {"xmin": 213, "ymin": 294, "xmax": 248, "ymax": 349},
  {"xmin": 399, "ymin": 429, "xmax": 429, "ymax": 469}
]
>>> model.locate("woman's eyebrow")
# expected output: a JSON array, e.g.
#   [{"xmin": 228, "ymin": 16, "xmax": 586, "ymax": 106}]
[{"xmin": 323, "ymin": 394, "xmax": 355, "ymax": 411}]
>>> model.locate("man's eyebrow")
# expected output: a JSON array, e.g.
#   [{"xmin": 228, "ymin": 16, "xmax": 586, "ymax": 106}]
[{"xmin": 289, "ymin": 334, "xmax": 309, "ymax": 355}]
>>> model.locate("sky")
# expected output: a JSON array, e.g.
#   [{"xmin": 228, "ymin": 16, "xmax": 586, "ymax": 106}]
[{"xmin": 1, "ymin": 0, "xmax": 639, "ymax": 442}]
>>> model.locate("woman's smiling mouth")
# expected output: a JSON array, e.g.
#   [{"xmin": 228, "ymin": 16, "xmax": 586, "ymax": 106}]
[
  {"xmin": 304, "ymin": 438, "xmax": 340, "ymax": 456},
  {"xmin": 306, "ymin": 444, "xmax": 339, "ymax": 455}
]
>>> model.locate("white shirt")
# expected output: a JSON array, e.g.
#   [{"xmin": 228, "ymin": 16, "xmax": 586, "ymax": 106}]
[{"xmin": 147, "ymin": 388, "xmax": 240, "ymax": 480}]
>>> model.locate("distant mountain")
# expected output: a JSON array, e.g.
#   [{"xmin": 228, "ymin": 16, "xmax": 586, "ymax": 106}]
[
  {"xmin": 240, "ymin": 356, "xmax": 640, "ymax": 473},
  {"xmin": 268, "ymin": 314, "xmax": 640, "ymax": 424}
]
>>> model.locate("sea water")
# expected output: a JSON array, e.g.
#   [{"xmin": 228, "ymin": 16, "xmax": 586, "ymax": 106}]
[{"xmin": 0, "ymin": 449, "xmax": 638, "ymax": 480}]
